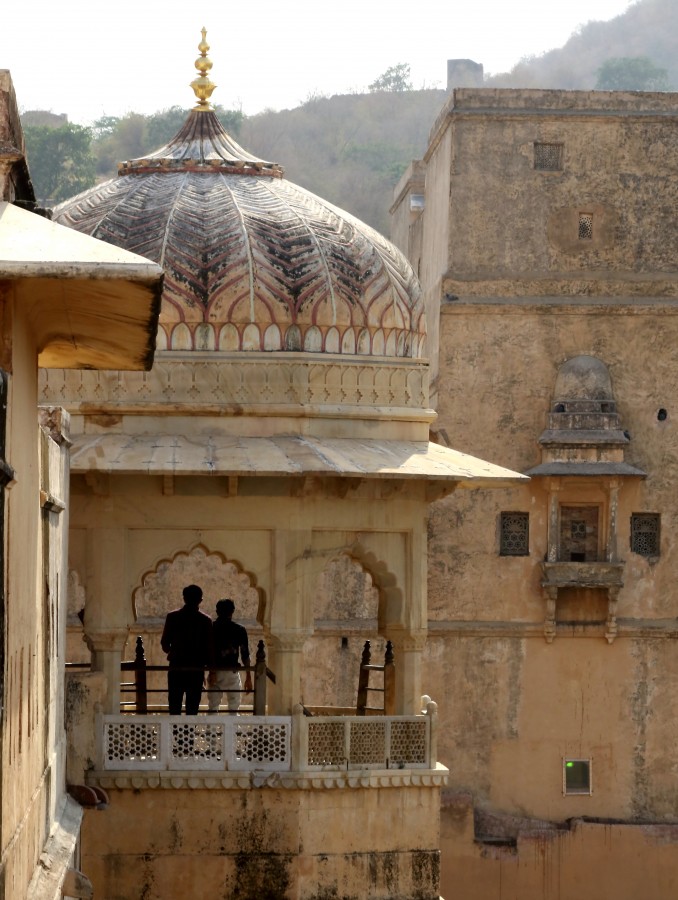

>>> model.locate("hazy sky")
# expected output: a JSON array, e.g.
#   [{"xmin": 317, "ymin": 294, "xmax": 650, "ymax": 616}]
[{"xmin": 4, "ymin": 0, "xmax": 634, "ymax": 124}]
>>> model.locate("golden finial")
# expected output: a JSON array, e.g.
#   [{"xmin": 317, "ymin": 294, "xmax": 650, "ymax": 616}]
[{"xmin": 190, "ymin": 27, "xmax": 217, "ymax": 110}]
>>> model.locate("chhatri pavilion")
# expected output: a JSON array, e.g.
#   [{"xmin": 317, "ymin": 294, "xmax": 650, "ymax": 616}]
[{"xmin": 44, "ymin": 32, "xmax": 522, "ymax": 899}]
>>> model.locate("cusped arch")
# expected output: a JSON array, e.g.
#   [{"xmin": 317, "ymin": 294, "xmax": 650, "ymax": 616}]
[
  {"xmin": 316, "ymin": 548, "xmax": 403, "ymax": 635},
  {"xmin": 314, "ymin": 554, "xmax": 379, "ymax": 622},
  {"xmin": 132, "ymin": 544, "xmax": 263, "ymax": 624}
]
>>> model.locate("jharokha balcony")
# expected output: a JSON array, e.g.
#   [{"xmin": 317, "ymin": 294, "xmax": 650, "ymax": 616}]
[{"xmin": 66, "ymin": 638, "xmax": 443, "ymax": 792}]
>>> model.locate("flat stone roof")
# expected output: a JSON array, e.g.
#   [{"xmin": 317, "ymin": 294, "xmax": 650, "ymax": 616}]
[{"xmin": 70, "ymin": 433, "xmax": 526, "ymax": 487}]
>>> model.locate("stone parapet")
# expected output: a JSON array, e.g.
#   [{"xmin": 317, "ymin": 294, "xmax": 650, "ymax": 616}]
[{"xmin": 40, "ymin": 352, "xmax": 431, "ymax": 422}]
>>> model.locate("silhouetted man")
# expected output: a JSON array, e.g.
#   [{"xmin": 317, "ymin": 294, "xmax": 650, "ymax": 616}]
[
  {"xmin": 208, "ymin": 599, "xmax": 251, "ymax": 713},
  {"xmin": 161, "ymin": 584, "xmax": 213, "ymax": 715}
]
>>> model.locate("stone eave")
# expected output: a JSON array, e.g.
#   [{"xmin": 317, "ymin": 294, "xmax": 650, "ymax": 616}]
[
  {"xmin": 538, "ymin": 429, "xmax": 629, "ymax": 446},
  {"xmin": 69, "ymin": 433, "xmax": 526, "ymax": 487},
  {"xmin": 525, "ymin": 461, "xmax": 646, "ymax": 477},
  {"xmin": 0, "ymin": 202, "xmax": 163, "ymax": 370}
]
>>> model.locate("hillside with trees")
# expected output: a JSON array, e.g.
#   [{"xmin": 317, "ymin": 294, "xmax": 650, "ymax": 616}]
[
  {"xmin": 23, "ymin": 86, "xmax": 445, "ymax": 236},
  {"xmin": 488, "ymin": 0, "xmax": 676, "ymax": 90}
]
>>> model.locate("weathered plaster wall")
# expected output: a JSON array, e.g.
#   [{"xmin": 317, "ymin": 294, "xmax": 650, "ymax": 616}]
[
  {"xmin": 440, "ymin": 793, "xmax": 678, "ymax": 900},
  {"xmin": 81, "ymin": 786, "xmax": 441, "ymax": 900},
  {"xmin": 422, "ymin": 304, "xmax": 678, "ymax": 821},
  {"xmin": 0, "ymin": 296, "xmax": 73, "ymax": 898},
  {"xmin": 395, "ymin": 88, "xmax": 678, "ymax": 894}
]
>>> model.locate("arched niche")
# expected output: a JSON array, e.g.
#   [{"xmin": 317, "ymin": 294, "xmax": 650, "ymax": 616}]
[
  {"xmin": 128, "ymin": 545, "xmax": 264, "ymax": 673},
  {"xmin": 313, "ymin": 553, "xmax": 379, "ymax": 623},
  {"xmin": 132, "ymin": 544, "xmax": 262, "ymax": 624},
  {"xmin": 304, "ymin": 553, "xmax": 383, "ymax": 709}
]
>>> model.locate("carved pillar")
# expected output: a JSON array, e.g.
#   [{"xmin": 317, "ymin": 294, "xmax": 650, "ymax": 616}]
[
  {"xmin": 266, "ymin": 631, "xmax": 310, "ymax": 715},
  {"xmin": 543, "ymin": 585, "xmax": 558, "ymax": 643},
  {"xmin": 265, "ymin": 528, "xmax": 314, "ymax": 715},
  {"xmin": 606, "ymin": 479, "xmax": 620, "ymax": 563},
  {"xmin": 605, "ymin": 586, "xmax": 620, "ymax": 644},
  {"xmin": 389, "ymin": 632, "xmax": 427, "ymax": 714},
  {"xmin": 84, "ymin": 527, "xmax": 132, "ymax": 713},
  {"xmin": 547, "ymin": 481, "xmax": 560, "ymax": 562},
  {"xmin": 86, "ymin": 630, "xmax": 129, "ymax": 714}
]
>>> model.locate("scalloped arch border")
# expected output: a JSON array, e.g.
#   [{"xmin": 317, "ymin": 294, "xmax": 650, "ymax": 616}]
[{"xmin": 131, "ymin": 543, "xmax": 264, "ymax": 624}]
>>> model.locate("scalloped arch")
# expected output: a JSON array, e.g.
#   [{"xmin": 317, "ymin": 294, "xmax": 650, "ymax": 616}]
[
  {"xmin": 132, "ymin": 544, "xmax": 263, "ymax": 623},
  {"xmin": 314, "ymin": 554, "xmax": 379, "ymax": 622}
]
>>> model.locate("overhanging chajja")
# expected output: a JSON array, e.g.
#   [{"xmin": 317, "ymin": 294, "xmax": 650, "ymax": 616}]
[
  {"xmin": 0, "ymin": 201, "xmax": 163, "ymax": 370},
  {"xmin": 70, "ymin": 433, "xmax": 526, "ymax": 487}
]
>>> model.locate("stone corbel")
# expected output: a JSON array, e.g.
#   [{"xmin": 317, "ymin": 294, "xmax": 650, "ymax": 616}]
[
  {"xmin": 387, "ymin": 630, "xmax": 428, "ymax": 653},
  {"xmin": 543, "ymin": 586, "xmax": 558, "ymax": 643},
  {"xmin": 605, "ymin": 586, "xmax": 620, "ymax": 644},
  {"xmin": 85, "ymin": 629, "xmax": 130, "ymax": 654},
  {"xmin": 267, "ymin": 630, "xmax": 312, "ymax": 654}
]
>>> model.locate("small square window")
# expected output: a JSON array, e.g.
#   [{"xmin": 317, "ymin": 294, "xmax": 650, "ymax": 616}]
[
  {"xmin": 578, "ymin": 213, "xmax": 593, "ymax": 240},
  {"xmin": 631, "ymin": 513, "xmax": 660, "ymax": 557},
  {"xmin": 499, "ymin": 512, "xmax": 529, "ymax": 557},
  {"xmin": 564, "ymin": 758, "xmax": 592, "ymax": 795},
  {"xmin": 534, "ymin": 142, "xmax": 563, "ymax": 171}
]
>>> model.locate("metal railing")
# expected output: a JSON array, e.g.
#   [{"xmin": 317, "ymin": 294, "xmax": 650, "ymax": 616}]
[{"xmin": 119, "ymin": 636, "xmax": 275, "ymax": 715}]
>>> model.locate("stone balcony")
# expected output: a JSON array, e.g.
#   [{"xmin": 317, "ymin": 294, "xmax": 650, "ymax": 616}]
[
  {"xmin": 541, "ymin": 561, "xmax": 625, "ymax": 644},
  {"xmin": 74, "ymin": 697, "xmax": 446, "ymax": 792},
  {"xmin": 542, "ymin": 560, "xmax": 624, "ymax": 590}
]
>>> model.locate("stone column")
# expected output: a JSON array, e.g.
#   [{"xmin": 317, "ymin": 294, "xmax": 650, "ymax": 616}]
[
  {"xmin": 86, "ymin": 630, "xmax": 129, "ymax": 714},
  {"xmin": 267, "ymin": 632, "xmax": 310, "ymax": 716},
  {"xmin": 389, "ymin": 632, "xmax": 427, "ymax": 715},
  {"xmin": 84, "ymin": 527, "xmax": 132, "ymax": 714},
  {"xmin": 547, "ymin": 481, "xmax": 560, "ymax": 562},
  {"xmin": 543, "ymin": 585, "xmax": 558, "ymax": 644},
  {"xmin": 606, "ymin": 479, "xmax": 620, "ymax": 562},
  {"xmin": 264, "ymin": 528, "xmax": 314, "ymax": 715}
]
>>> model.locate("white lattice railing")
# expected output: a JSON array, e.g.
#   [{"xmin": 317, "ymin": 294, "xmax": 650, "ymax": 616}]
[
  {"xmin": 99, "ymin": 704, "xmax": 438, "ymax": 773},
  {"xmin": 302, "ymin": 715, "xmax": 430, "ymax": 770},
  {"xmin": 100, "ymin": 715, "xmax": 291, "ymax": 772}
]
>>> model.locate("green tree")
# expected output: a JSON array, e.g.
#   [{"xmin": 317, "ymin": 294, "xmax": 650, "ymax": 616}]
[
  {"xmin": 23, "ymin": 124, "xmax": 96, "ymax": 204},
  {"xmin": 369, "ymin": 63, "xmax": 412, "ymax": 93},
  {"xmin": 595, "ymin": 57, "xmax": 670, "ymax": 91}
]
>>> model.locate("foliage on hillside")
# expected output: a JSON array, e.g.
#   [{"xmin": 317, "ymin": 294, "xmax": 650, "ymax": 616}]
[
  {"xmin": 21, "ymin": 92, "xmax": 444, "ymax": 235},
  {"xmin": 23, "ymin": 124, "xmax": 96, "ymax": 204},
  {"xmin": 487, "ymin": 0, "xmax": 677, "ymax": 90},
  {"xmin": 238, "ymin": 90, "xmax": 445, "ymax": 235},
  {"xmin": 91, "ymin": 106, "xmax": 244, "ymax": 177}
]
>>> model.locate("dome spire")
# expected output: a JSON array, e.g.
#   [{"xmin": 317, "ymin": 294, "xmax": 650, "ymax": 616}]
[{"xmin": 190, "ymin": 28, "xmax": 217, "ymax": 111}]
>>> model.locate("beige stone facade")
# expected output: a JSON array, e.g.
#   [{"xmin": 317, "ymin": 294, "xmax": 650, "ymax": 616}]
[
  {"xmin": 0, "ymin": 71, "xmax": 162, "ymax": 900},
  {"xmin": 391, "ymin": 88, "xmax": 678, "ymax": 898}
]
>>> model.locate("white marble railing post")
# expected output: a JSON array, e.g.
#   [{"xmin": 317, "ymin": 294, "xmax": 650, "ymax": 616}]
[{"xmin": 291, "ymin": 704, "xmax": 309, "ymax": 770}]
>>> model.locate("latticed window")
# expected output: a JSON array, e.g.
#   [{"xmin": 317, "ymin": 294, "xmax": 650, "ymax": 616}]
[
  {"xmin": 534, "ymin": 142, "xmax": 563, "ymax": 171},
  {"xmin": 578, "ymin": 213, "xmax": 593, "ymax": 240},
  {"xmin": 499, "ymin": 512, "xmax": 529, "ymax": 556},
  {"xmin": 630, "ymin": 513, "xmax": 660, "ymax": 557}
]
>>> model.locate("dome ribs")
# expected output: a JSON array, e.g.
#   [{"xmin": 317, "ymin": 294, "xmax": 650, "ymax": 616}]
[{"xmin": 52, "ymin": 116, "xmax": 425, "ymax": 357}]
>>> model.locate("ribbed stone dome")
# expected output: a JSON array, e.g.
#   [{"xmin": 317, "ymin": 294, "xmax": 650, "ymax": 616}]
[{"xmin": 53, "ymin": 108, "xmax": 425, "ymax": 359}]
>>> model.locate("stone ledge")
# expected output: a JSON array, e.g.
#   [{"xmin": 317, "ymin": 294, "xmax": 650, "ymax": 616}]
[{"xmin": 88, "ymin": 764, "xmax": 449, "ymax": 792}]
